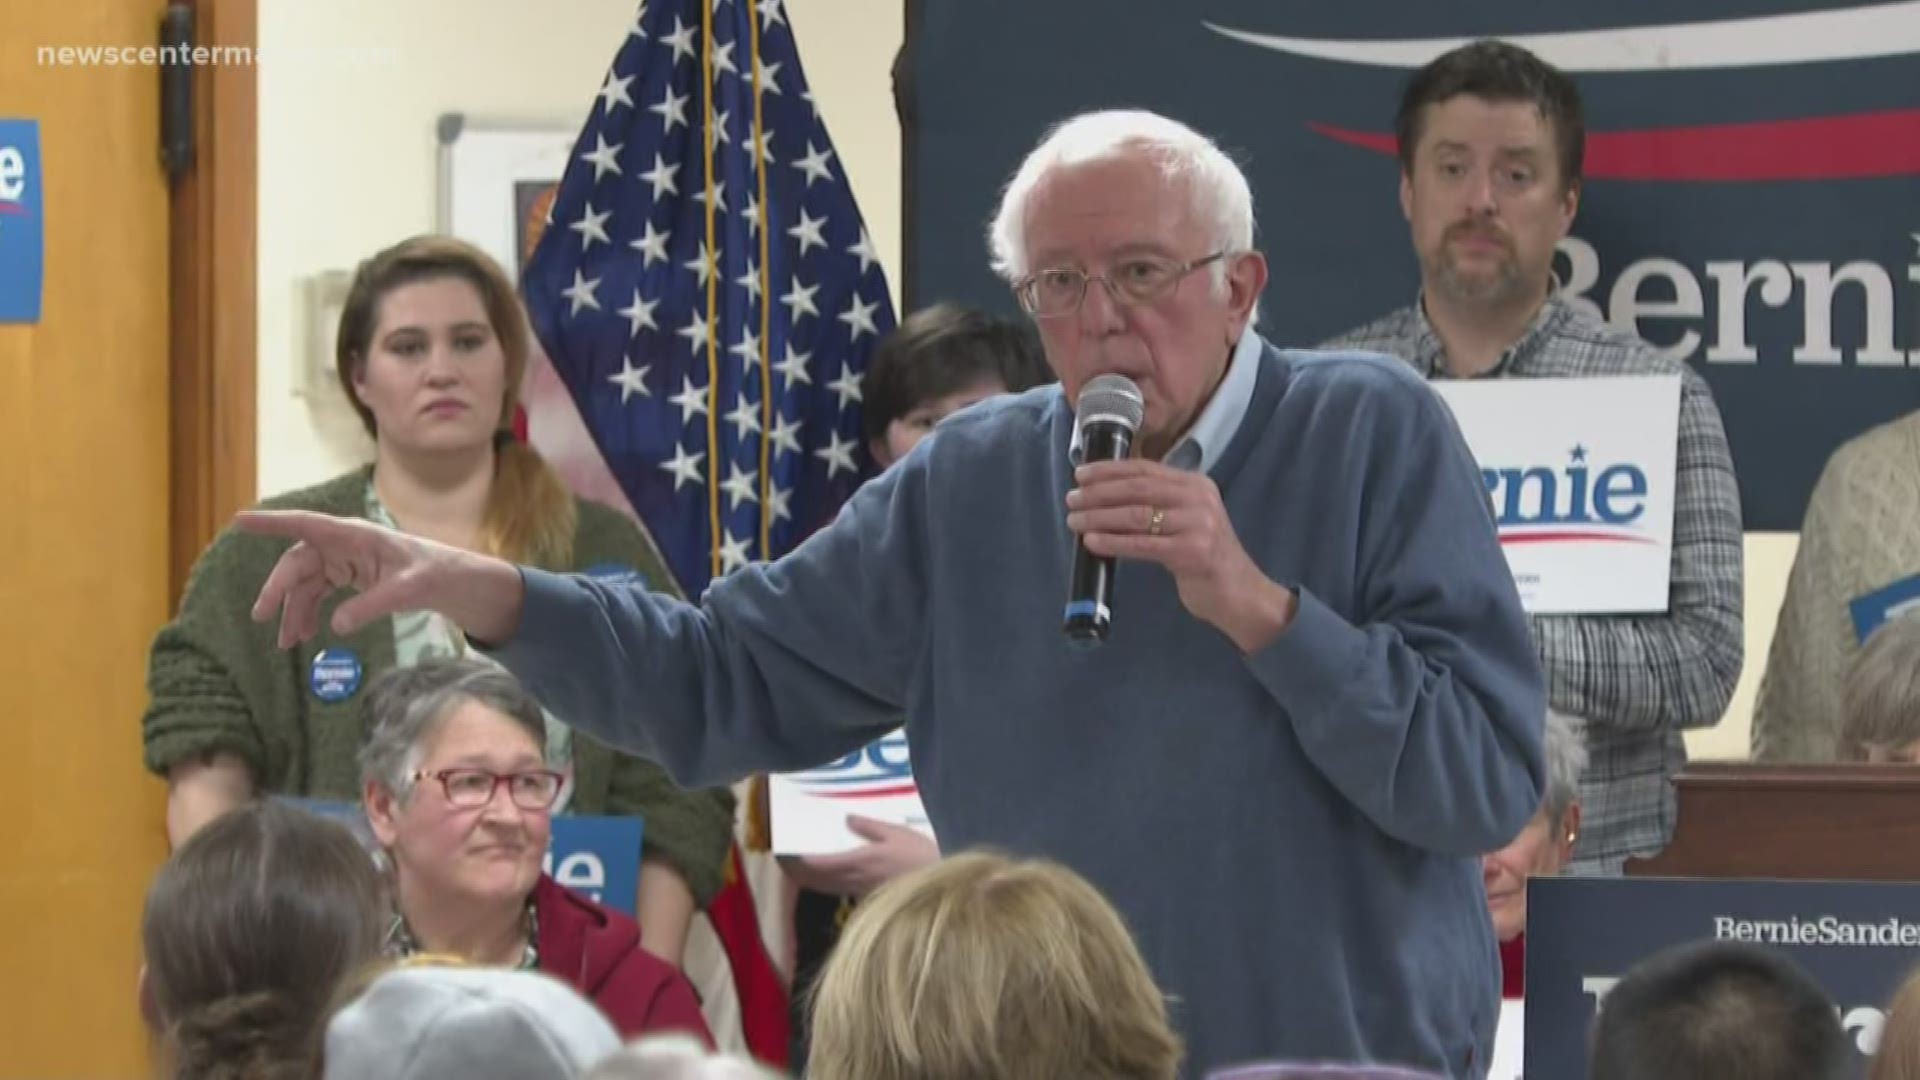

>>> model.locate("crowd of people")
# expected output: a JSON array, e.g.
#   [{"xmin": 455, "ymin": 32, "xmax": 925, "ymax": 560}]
[{"xmin": 131, "ymin": 31, "xmax": 1920, "ymax": 1080}]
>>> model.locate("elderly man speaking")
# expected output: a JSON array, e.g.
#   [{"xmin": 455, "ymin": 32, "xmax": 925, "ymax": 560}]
[{"xmin": 240, "ymin": 111, "xmax": 1544, "ymax": 1078}]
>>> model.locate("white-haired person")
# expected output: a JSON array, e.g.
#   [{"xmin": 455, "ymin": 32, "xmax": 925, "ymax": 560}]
[
  {"xmin": 241, "ymin": 107, "xmax": 1545, "ymax": 1076},
  {"xmin": 1483, "ymin": 709, "xmax": 1588, "ymax": 1000}
]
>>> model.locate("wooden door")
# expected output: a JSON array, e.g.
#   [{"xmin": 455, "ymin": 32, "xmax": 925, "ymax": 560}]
[{"xmin": 0, "ymin": 1, "xmax": 174, "ymax": 1074}]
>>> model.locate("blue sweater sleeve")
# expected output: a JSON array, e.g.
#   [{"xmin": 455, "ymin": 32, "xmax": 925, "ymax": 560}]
[
  {"xmin": 1247, "ymin": 369, "xmax": 1546, "ymax": 855},
  {"xmin": 484, "ymin": 463, "xmax": 930, "ymax": 789}
]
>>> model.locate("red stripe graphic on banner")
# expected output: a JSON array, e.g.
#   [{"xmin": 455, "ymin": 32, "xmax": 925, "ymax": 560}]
[
  {"xmin": 1499, "ymin": 531, "xmax": 1660, "ymax": 545},
  {"xmin": 1310, "ymin": 108, "xmax": 1920, "ymax": 180}
]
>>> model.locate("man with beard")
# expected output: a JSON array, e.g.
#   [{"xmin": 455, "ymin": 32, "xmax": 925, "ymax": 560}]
[{"xmin": 1326, "ymin": 40, "xmax": 1744, "ymax": 876}]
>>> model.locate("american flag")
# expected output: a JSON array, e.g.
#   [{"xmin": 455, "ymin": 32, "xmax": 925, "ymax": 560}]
[{"xmin": 522, "ymin": 0, "xmax": 896, "ymax": 596}]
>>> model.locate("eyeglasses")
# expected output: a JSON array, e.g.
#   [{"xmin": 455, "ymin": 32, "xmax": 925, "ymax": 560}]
[
  {"xmin": 412, "ymin": 767, "xmax": 566, "ymax": 811},
  {"xmin": 1014, "ymin": 251, "xmax": 1228, "ymax": 318}
]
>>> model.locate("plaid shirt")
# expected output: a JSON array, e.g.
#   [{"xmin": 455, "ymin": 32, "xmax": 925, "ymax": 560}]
[{"xmin": 1325, "ymin": 297, "xmax": 1745, "ymax": 873}]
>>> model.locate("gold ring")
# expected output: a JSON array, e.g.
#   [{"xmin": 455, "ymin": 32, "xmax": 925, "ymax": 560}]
[{"xmin": 1147, "ymin": 507, "xmax": 1166, "ymax": 536}]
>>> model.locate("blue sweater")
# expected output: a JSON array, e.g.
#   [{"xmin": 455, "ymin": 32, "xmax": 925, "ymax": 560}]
[{"xmin": 491, "ymin": 340, "xmax": 1546, "ymax": 1078}]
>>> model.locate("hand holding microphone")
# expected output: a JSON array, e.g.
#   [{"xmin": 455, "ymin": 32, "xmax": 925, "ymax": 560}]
[{"xmin": 1063, "ymin": 376, "xmax": 1298, "ymax": 652}]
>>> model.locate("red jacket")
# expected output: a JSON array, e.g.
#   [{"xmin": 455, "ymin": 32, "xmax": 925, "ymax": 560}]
[{"xmin": 534, "ymin": 874, "xmax": 715, "ymax": 1045}]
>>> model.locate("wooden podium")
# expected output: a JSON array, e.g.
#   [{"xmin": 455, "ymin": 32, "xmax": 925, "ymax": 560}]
[{"xmin": 1626, "ymin": 762, "xmax": 1920, "ymax": 881}]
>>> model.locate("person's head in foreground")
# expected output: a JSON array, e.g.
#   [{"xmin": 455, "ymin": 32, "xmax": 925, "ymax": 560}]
[
  {"xmin": 1588, "ymin": 939, "xmax": 1848, "ymax": 1080},
  {"xmin": 806, "ymin": 849, "xmax": 1182, "ymax": 1080},
  {"xmin": 322, "ymin": 962, "xmax": 620, "ymax": 1080},
  {"xmin": 1869, "ymin": 961, "xmax": 1920, "ymax": 1080},
  {"xmin": 139, "ymin": 799, "xmax": 386, "ymax": 1080},
  {"xmin": 1482, "ymin": 709, "xmax": 1586, "ymax": 942},
  {"xmin": 584, "ymin": 1033, "xmax": 787, "ymax": 1080}
]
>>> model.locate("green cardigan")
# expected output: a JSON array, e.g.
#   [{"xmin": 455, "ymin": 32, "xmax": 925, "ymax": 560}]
[{"xmin": 141, "ymin": 466, "xmax": 736, "ymax": 904}]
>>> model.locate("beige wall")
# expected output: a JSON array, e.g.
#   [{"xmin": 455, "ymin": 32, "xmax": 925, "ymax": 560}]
[{"xmin": 254, "ymin": 0, "xmax": 1787, "ymax": 757}]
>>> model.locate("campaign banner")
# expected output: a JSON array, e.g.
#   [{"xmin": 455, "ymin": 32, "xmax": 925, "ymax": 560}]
[
  {"xmin": 1527, "ymin": 876, "xmax": 1920, "ymax": 1079},
  {"xmin": 768, "ymin": 729, "xmax": 935, "ymax": 855},
  {"xmin": 282, "ymin": 798, "xmax": 645, "ymax": 916},
  {"xmin": 903, "ymin": 0, "xmax": 1920, "ymax": 531},
  {"xmin": 0, "ymin": 119, "xmax": 44, "ymax": 324},
  {"xmin": 1433, "ymin": 376, "xmax": 1680, "ymax": 614}
]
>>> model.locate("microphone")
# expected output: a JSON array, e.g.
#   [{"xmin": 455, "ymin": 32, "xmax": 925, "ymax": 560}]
[{"xmin": 1063, "ymin": 374, "xmax": 1145, "ymax": 645}]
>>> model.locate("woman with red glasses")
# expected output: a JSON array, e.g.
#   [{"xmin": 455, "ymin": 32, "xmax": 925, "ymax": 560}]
[{"xmin": 358, "ymin": 657, "xmax": 713, "ymax": 1045}]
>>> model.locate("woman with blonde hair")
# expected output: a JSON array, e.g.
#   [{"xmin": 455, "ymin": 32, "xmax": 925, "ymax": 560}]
[
  {"xmin": 1875, "ymin": 965, "xmax": 1920, "ymax": 1080},
  {"xmin": 807, "ymin": 850, "xmax": 1182, "ymax": 1080},
  {"xmin": 142, "ymin": 235, "xmax": 733, "ymax": 964}
]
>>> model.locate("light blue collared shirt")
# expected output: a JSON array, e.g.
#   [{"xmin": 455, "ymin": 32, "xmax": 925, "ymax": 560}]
[
  {"xmin": 1164, "ymin": 325, "xmax": 1262, "ymax": 474},
  {"xmin": 1069, "ymin": 326, "xmax": 1263, "ymax": 474}
]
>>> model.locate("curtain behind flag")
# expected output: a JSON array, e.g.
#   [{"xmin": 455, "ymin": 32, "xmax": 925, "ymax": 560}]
[{"xmin": 517, "ymin": 0, "xmax": 899, "ymax": 1067}]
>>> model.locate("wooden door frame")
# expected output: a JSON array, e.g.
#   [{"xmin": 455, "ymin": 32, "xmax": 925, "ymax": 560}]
[{"xmin": 168, "ymin": 0, "xmax": 257, "ymax": 604}]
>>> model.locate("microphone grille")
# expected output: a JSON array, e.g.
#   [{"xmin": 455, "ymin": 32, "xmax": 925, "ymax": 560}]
[{"xmin": 1075, "ymin": 374, "xmax": 1145, "ymax": 432}]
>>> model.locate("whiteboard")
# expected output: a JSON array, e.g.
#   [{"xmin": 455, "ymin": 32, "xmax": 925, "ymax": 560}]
[{"xmin": 435, "ymin": 113, "xmax": 577, "ymax": 280}]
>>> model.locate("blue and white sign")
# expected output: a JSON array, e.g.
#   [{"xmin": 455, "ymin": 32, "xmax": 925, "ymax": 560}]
[
  {"xmin": 282, "ymin": 798, "xmax": 646, "ymax": 916},
  {"xmin": 0, "ymin": 119, "xmax": 44, "ymax": 324},
  {"xmin": 1527, "ymin": 876, "xmax": 1920, "ymax": 1079},
  {"xmin": 308, "ymin": 648, "xmax": 364, "ymax": 703},
  {"xmin": 1433, "ymin": 376, "xmax": 1681, "ymax": 613},
  {"xmin": 768, "ymin": 729, "xmax": 933, "ymax": 855}
]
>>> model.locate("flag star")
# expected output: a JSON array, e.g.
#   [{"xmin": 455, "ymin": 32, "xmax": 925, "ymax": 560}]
[
  {"xmin": 779, "ymin": 278, "xmax": 819, "ymax": 322},
  {"xmin": 659, "ymin": 442, "xmax": 706, "ymax": 489},
  {"xmin": 668, "ymin": 377, "xmax": 710, "ymax": 426},
  {"xmin": 838, "ymin": 294, "xmax": 880, "ymax": 341},
  {"xmin": 725, "ymin": 396, "xmax": 763, "ymax": 438},
  {"xmin": 662, "ymin": 16, "xmax": 697, "ymax": 62},
  {"xmin": 562, "ymin": 270, "xmax": 601, "ymax": 315},
  {"xmin": 752, "ymin": 127, "xmax": 776, "ymax": 165},
  {"xmin": 720, "ymin": 463, "xmax": 760, "ymax": 510},
  {"xmin": 768, "ymin": 483, "xmax": 792, "ymax": 522},
  {"xmin": 718, "ymin": 531, "xmax": 753, "ymax": 573},
  {"xmin": 792, "ymin": 141, "xmax": 834, "ymax": 186},
  {"xmin": 801, "ymin": 87, "xmax": 816, "ymax": 113},
  {"xmin": 826, "ymin": 364, "xmax": 863, "ymax": 410},
  {"xmin": 639, "ymin": 153, "xmax": 680, "ymax": 201},
  {"xmin": 743, "ymin": 191, "xmax": 761, "ymax": 236},
  {"xmin": 848, "ymin": 229, "xmax": 880, "ymax": 274},
  {"xmin": 607, "ymin": 356, "xmax": 651, "ymax": 402},
  {"xmin": 580, "ymin": 133, "xmax": 623, "ymax": 181},
  {"xmin": 728, "ymin": 327, "xmax": 761, "ymax": 368},
  {"xmin": 758, "ymin": 0, "xmax": 786, "ymax": 28},
  {"xmin": 617, "ymin": 289, "xmax": 659, "ymax": 337},
  {"xmin": 651, "ymin": 85, "xmax": 690, "ymax": 133},
  {"xmin": 815, "ymin": 430, "xmax": 858, "ymax": 478},
  {"xmin": 569, "ymin": 202, "xmax": 612, "ymax": 250},
  {"xmin": 693, "ymin": 180, "xmax": 728, "ymax": 213},
  {"xmin": 773, "ymin": 344, "xmax": 812, "ymax": 387},
  {"xmin": 677, "ymin": 309, "xmax": 712, "ymax": 352},
  {"xmin": 596, "ymin": 71, "xmax": 635, "ymax": 113},
  {"xmin": 787, "ymin": 209, "xmax": 828, "ymax": 255},
  {"xmin": 712, "ymin": 39, "xmax": 739, "ymax": 76},
  {"xmin": 756, "ymin": 59, "xmax": 783, "ymax": 95},
  {"xmin": 684, "ymin": 241, "xmax": 718, "ymax": 288},
  {"xmin": 768, "ymin": 414, "xmax": 803, "ymax": 457},
  {"xmin": 628, "ymin": 3, "xmax": 648, "ymax": 37},
  {"xmin": 711, "ymin": 108, "xmax": 732, "ymax": 146},
  {"xmin": 629, "ymin": 220, "xmax": 671, "ymax": 266},
  {"xmin": 734, "ymin": 260, "xmax": 762, "ymax": 301}
]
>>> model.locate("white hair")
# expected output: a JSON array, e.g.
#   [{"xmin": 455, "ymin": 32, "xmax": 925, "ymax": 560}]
[
  {"xmin": 583, "ymin": 1035, "xmax": 784, "ymax": 1080},
  {"xmin": 987, "ymin": 110, "xmax": 1259, "ymax": 321},
  {"xmin": 1542, "ymin": 709, "xmax": 1589, "ymax": 825}
]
